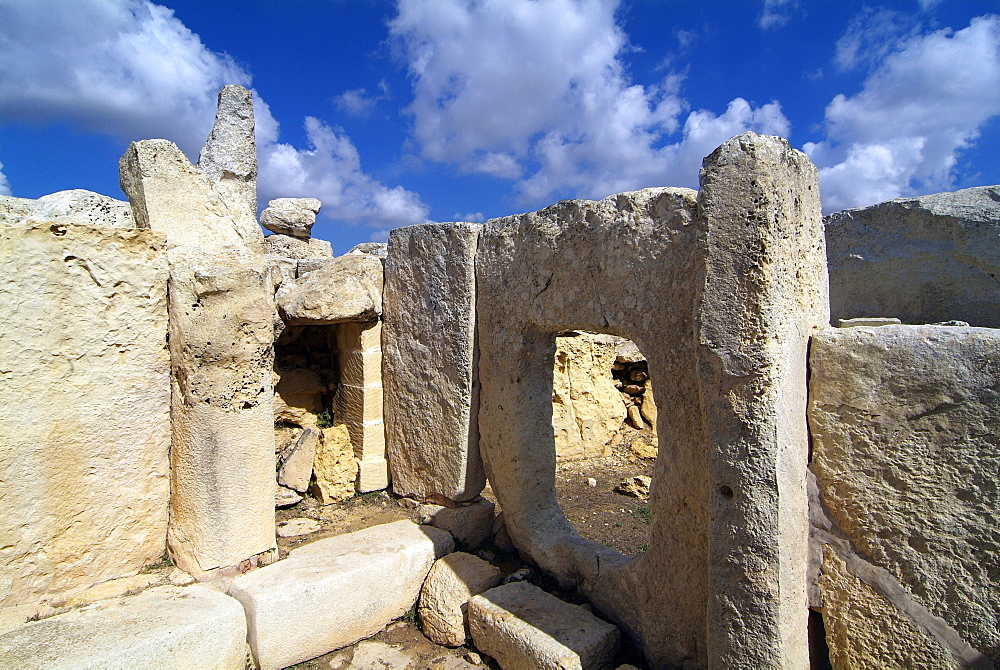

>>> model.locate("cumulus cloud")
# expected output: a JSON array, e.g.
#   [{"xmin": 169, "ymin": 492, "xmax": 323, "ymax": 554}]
[
  {"xmin": 390, "ymin": 0, "xmax": 790, "ymax": 205},
  {"xmin": 806, "ymin": 15, "xmax": 1000, "ymax": 212},
  {"xmin": 259, "ymin": 117, "xmax": 429, "ymax": 229},
  {"xmin": 334, "ymin": 80, "xmax": 390, "ymax": 118},
  {"xmin": 0, "ymin": 160, "xmax": 11, "ymax": 196},
  {"xmin": 0, "ymin": 0, "xmax": 428, "ymax": 231}
]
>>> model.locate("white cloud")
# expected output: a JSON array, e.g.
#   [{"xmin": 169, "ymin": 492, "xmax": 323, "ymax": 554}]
[
  {"xmin": 334, "ymin": 80, "xmax": 390, "ymax": 118},
  {"xmin": 0, "ymin": 160, "xmax": 11, "ymax": 196},
  {"xmin": 759, "ymin": 0, "xmax": 794, "ymax": 30},
  {"xmin": 390, "ymin": 0, "xmax": 790, "ymax": 205},
  {"xmin": 259, "ymin": 117, "xmax": 429, "ymax": 229},
  {"xmin": 0, "ymin": 0, "xmax": 428, "ymax": 232},
  {"xmin": 806, "ymin": 15, "xmax": 1000, "ymax": 212}
]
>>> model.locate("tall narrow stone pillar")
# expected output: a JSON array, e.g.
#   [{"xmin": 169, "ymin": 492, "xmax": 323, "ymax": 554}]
[
  {"xmin": 695, "ymin": 132, "xmax": 829, "ymax": 667},
  {"xmin": 119, "ymin": 86, "xmax": 276, "ymax": 577},
  {"xmin": 336, "ymin": 320, "xmax": 387, "ymax": 492},
  {"xmin": 383, "ymin": 222, "xmax": 484, "ymax": 504}
]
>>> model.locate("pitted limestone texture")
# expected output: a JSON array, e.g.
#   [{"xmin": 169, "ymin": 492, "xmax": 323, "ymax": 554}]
[
  {"xmin": 826, "ymin": 184, "xmax": 1000, "ymax": 328},
  {"xmin": 0, "ymin": 225, "xmax": 170, "ymax": 612},
  {"xmin": 383, "ymin": 222, "xmax": 484, "ymax": 503},
  {"xmin": 260, "ymin": 197, "xmax": 321, "ymax": 239},
  {"xmin": 276, "ymin": 253, "xmax": 383, "ymax": 325},
  {"xmin": 810, "ymin": 324, "xmax": 1000, "ymax": 663},
  {"xmin": 2, "ymin": 189, "xmax": 136, "ymax": 228}
]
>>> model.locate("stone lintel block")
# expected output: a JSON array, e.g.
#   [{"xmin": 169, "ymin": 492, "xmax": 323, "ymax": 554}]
[
  {"xmin": 468, "ymin": 582, "xmax": 620, "ymax": 670},
  {"xmin": 228, "ymin": 521, "xmax": 453, "ymax": 670},
  {"xmin": 0, "ymin": 586, "xmax": 247, "ymax": 670},
  {"xmin": 383, "ymin": 222, "xmax": 485, "ymax": 504}
]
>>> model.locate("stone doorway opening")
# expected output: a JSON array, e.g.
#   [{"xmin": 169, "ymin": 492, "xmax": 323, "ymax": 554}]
[{"xmin": 551, "ymin": 331, "xmax": 657, "ymax": 557}]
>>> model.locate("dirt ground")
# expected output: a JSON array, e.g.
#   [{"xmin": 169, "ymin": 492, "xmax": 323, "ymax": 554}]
[{"xmin": 279, "ymin": 426, "xmax": 656, "ymax": 670}]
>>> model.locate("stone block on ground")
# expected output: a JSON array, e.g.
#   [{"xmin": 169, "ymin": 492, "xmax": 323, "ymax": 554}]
[
  {"xmin": 0, "ymin": 225, "xmax": 170, "ymax": 610},
  {"xmin": 420, "ymin": 498, "xmax": 496, "ymax": 549},
  {"xmin": 312, "ymin": 424, "xmax": 357, "ymax": 504},
  {"xmin": 228, "ymin": 520, "xmax": 453, "ymax": 670},
  {"xmin": 276, "ymin": 254, "xmax": 383, "ymax": 325},
  {"xmin": 383, "ymin": 222, "xmax": 485, "ymax": 503},
  {"xmin": 0, "ymin": 585, "xmax": 247, "ymax": 670},
  {"xmin": 419, "ymin": 552, "xmax": 502, "ymax": 646},
  {"xmin": 357, "ymin": 457, "xmax": 390, "ymax": 493},
  {"xmin": 278, "ymin": 426, "xmax": 319, "ymax": 493},
  {"xmin": 468, "ymin": 581, "xmax": 620, "ymax": 670},
  {"xmin": 260, "ymin": 197, "xmax": 321, "ymax": 238}
]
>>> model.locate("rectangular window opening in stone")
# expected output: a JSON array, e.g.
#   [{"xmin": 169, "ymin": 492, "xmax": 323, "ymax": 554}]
[{"xmin": 551, "ymin": 330, "xmax": 657, "ymax": 557}]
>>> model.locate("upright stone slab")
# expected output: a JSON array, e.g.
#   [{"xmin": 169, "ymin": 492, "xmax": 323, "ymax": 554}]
[
  {"xmin": 809, "ymin": 325, "xmax": 1000, "ymax": 667},
  {"xmin": 383, "ymin": 222, "xmax": 484, "ymax": 503},
  {"xmin": 0, "ymin": 585, "xmax": 247, "ymax": 670},
  {"xmin": 826, "ymin": 185, "xmax": 1000, "ymax": 328},
  {"xmin": 198, "ymin": 84, "xmax": 264, "ymax": 255},
  {"xmin": 121, "ymin": 135, "xmax": 276, "ymax": 577},
  {"xmin": 696, "ymin": 132, "xmax": 828, "ymax": 667},
  {"xmin": 477, "ymin": 188, "xmax": 708, "ymax": 667},
  {"xmin": 0, "ymin": 224, "xmax": 170, "ymax": 613},
  {"xmin": 336, "ymin": 320, "xmax": 387, "ymax": 491}
]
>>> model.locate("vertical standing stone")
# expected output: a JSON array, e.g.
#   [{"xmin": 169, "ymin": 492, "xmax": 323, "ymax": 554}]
[
  {"xmin": 695, "ymin": 132, "xmax": 829, "ymax": 667},
  {"xmin": 198, "ymin": 84, "xmax": 264, "ymax": 255},
  {"xmin": 383, "ymin": 222, "xmax": 485, "ymax": 503},
  {"xmin": 121, "ymin": 127, "xmax": 276, "ymax": 577},
  {"xmin": 336, "ymin": 320, "xmax": 387, "ymax": 492},
  {"xmin": 0, "ymin": 225, "xmax": 170, "ymax": 613}
]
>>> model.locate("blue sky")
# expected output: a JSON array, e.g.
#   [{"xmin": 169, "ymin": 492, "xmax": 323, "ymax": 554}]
[{"xmin": 1, "ymin": 0, "xmax": 999, "ymax": 252}]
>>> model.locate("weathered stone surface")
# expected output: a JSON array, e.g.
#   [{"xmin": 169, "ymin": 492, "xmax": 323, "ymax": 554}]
[
  {"xmin": 296, "ymin": 257, "xmax": 335, "ymax": 276},
  {"xmin": 276, "ymin": 254, "xmax": 383, "ymax": 325},
  {"xmin": 276, "ymin": 486, "xmax": 303, "ymax": 508},
  {"xmin": 120, "ymin": 139, "xmax": 260, "ymax": 254},
  {"xmin": 638, "ymin": 380, "xmax": 657, "ymax": 436},
  {"xmin": 809, "ymin": 325, "xmax": 1000, "ymax": 661},
  {"xmin": 335, "ymin": 321, "xmax": 386, "ymax": 470},
  {"xmin": 419, "ymin": 552, "xmax": 502, "ymax": 646},
  {"xmin": 0, "ymin": 225, "xmax": 170, "ymax": 611},
  {"xmin": 420, "ymin": 498, "xmax": 496, "ymax": 549},
  {"xmin": 827, "ymin": 184, "xmax": 1000, "ymax": 328},
  {"xmin": 695, "ymin": 132, "xmax": 828, "ymax": 668},
  {"xmin": 0, "ymin": 194, "xmax": 34, "ymax": 224},
  {"xmin": 614, "ymin": 476, "xmax": 651, "ymax": 499},
  {"xmin": 260, "ymin": 197, "xmax": 321, "ymax": 238},
  {"xmin": 164, "ymin": 258, "xmax": 277, "ymax": 576},
  {"xmin": 0, "ymin": 586, "xmax": 247, "ymax": 670},
  {"xmin": 357, "ymin": 458, "xmax": 390, "ymax": 493},
  {"xmin": 836, "ymin": 317, "xmax": 900, "ymax": 327},
  {"xmin": 468, "ymin": 582, "xmax": 620, "ymax": 670},
  {"xmin": 278, "ymin": 426, "xmax": 319, "ymax": 493},
  {"xmin": 818, "ymin": 546, "xmax": 954, "ymax": 669},
  {"xmin": 476, "ymin": 187, "xmax": 705, "ymax": 667},
  {"xmin": 264, "ymin": 233, "xmax": 333, "ymax": 260},
  {"xmin": 552, "ymin": 332, "xmax": 625, "ymax": 461},
  {"xmin": 312, "ymin": 424, "xmax": 356, "ymax": 504},
  {"xmin": 384, "ymin": 222, "xmax": 484, "ymax": 503},
  {"xmin": 229, "ymin": 520, "xmax": 453, "ymax": 670},
  {"xmin": 276, "ymin": 517, "xmax": 321, "ymax": 538},
  {"xmin": 347, "ymin": 640, "xmax": 416, "ymax": 669},
  {"xmin": 16, "ymin": 189, "xmax": 136, "ymax": 228},
  {"xmin": 348, "ymin": 242, "xmax": 388, "ymax": 257},
  {"xmin": 274, "ymin": 367, "xmax": 325, "ymax": 426},
  {"xmin": 198, "ymin": 84, "xmax": 263, "ymax": 254}
]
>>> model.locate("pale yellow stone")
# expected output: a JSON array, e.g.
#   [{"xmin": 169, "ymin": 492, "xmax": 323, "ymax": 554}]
[
  {"xmin": 0, "ymin": 224, "xmax": 170, "ymax": 611},
  {"xmin": 312, "ymin": 425, "xmax": 355, "ymax": 504},
  {"xmin": 819, "ymin": 546, "xmax": 953, "ymax": 669},
  {"xmin": 552, "ymin": 332, "xmax": 626, "ymax": 461}
]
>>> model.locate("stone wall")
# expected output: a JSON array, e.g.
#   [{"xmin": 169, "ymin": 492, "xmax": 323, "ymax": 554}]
[
  {"xmin": 809, "ymin": 324, "xmax": 1000, "ymax": 668},
  {"xmin": 0, "ymin": 224, "xmax": 170, "ymax": 617}
]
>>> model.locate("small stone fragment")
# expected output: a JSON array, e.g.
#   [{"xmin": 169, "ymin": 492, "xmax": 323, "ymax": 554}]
[
  {"xmin": 614, "ymin": 476, "xmax": 651, "ymax": 499},
  {"xmin": 278, "ymin": 427, "xmax": 319, "ymax": 493},
  {"xmin": 275, "ymin": 486, "xmax": 303, "ymax": 508},
  {"xmin": 587, "ymin": 477, "xmax": 598, "ymax": 488},
  {"xmin": 260, "ymin": 198, "xmax": 322, "ymax": 239},
  {"xmin": 276, "ymin": 518, "xmax": 321, "ymax": 538},
  {"xmin": 626, "ymin": 404, "xmax": 644, "ymax": 430}
]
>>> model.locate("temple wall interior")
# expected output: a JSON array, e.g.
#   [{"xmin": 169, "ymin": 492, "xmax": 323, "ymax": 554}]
[{"xmin": 1, "ymin": 85, "xmax": 998, "ymax": 669}]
